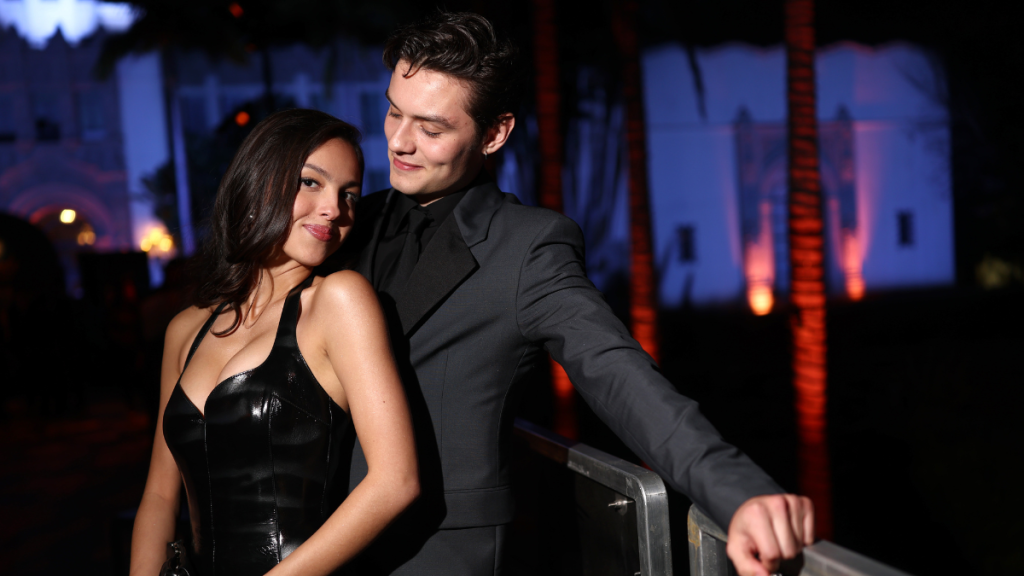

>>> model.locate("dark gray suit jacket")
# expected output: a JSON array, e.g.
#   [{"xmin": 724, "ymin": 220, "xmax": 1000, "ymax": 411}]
[{"xmin": 339, "ymin": 179, "xmax": 781, "ymax": 548}]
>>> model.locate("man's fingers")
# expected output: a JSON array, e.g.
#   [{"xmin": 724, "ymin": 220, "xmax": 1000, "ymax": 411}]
[
  {"xmin": 728, "ymin": 494, "xmax": 818, "ymax": 576},
  {"xmin": 749, "ymin": 503, "xmax": 783, "ymax": 573},
  {"xmin": 784, "ymin": 494, "xmax": 805, "ymax": 549},
  {"xmin": 769, "ymin": 496, "xmax": 801, "ymax": 559},
  {"xmin": 802, "ymin": 496, "xmax": 815, "ymax": 545},
  {"xmin": 726, "ymin": 536, "xmax": 770, "ymax": 576}
]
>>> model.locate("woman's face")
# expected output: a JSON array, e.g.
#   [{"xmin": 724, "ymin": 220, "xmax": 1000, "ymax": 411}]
[{"xmin": 280, "ymin": 138, "xmax": 362, "ymax": 268}]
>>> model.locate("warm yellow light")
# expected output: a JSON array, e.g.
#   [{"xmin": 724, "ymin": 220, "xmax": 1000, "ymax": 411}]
[
  {"xmin": 60, "ymin": 209, "xmax": 77, "ymax": 224},
  {"xmin": 748, "ymin": 284, "xmax": 774, "ymax": 316},
  {"xmin": 141, "ymin": 227, "xmax": 175, "ymax": 255}
]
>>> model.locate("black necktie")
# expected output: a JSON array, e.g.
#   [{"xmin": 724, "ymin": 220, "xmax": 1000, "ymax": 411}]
[{"xmin": 383, "ymin": 207, "xmax": 429, "ymax": 296}]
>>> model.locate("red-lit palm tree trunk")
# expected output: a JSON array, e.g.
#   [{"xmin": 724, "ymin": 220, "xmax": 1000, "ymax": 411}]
[
  {"xmin": 532, "ymin": 0, "xmax": 576, "ymax": 440},
  {"xmin": 785, "ymin": 0, "xmax": 833, "ymax": 539},
  {"xmin": 612, "ymin": 0, "xmax": 660, "ymax": 363}
]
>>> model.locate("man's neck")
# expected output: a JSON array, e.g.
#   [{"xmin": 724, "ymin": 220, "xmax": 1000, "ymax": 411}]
[{"xmin": 408, "ymin": 168, "xmax": 487, "ymax": 206}]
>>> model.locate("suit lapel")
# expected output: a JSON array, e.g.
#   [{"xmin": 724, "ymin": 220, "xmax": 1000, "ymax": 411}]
[{"xmin": 394, "ymin": 181, "xmax": 506, "ymax": 336}]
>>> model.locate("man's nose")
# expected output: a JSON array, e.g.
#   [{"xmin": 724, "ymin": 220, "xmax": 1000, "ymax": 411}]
[{"xmin": 389, "ymin": 120, "xmax": 415, "ymax": 154}]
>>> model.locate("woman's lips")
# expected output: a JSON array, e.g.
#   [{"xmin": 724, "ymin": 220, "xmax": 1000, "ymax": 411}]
[
  {"xmin": 304, "ymin": 224, "xmax": 336, "ymax": 242},
  {"xmin": 393, "ymin": 157, "xmax": 421, "ymax": 171}
]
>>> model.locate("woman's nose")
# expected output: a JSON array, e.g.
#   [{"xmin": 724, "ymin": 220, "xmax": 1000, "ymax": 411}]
[{"xmin": 321, "ymin": 195, "xmax": 342, "ymax": 220}]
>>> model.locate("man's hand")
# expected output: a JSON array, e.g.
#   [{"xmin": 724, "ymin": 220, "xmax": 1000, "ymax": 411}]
[{"xmin": 726, "ymin": 494, "xmax": 815, "ymax": 576}]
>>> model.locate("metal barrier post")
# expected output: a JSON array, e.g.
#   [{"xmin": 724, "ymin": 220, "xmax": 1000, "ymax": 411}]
[{"xmin": 514, "ymin": 419, "xmax": 673, "ymax": 576}]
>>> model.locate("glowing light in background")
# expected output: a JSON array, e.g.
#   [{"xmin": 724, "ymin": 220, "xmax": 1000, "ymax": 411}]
[
  {"xmin": 140, "ymin": 226, "xmax": 175, "ymax": 256},
  {"xmin": 842, "ymin": 231, "xmax": 865, "ymax": 300},
  {"xmin": 229, "ymin": 3, "xmax": 244, "ymax": 18},
  {"xmin": 59, "ymin": 209, "xmax": 77, "ymax": 224},
  {"xmin": 77, "ymin": 223, "xmax": 95, "ymax": 246},
  {"xmin": 744, "ymin": 201, "xmax": 776, "ymax": 315},
  {"xmin": 235, "ymin": 111, "xmax": 250, "ymax": 126},
  {"xmin": 0, "ymin": 0, "xmax": 135, "ymax": 48}
]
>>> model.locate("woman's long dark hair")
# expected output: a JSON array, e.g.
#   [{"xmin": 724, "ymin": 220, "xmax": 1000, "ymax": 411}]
[{"xmin": 190, "ymin": 109, "xmax": 363, "ymax": 335}]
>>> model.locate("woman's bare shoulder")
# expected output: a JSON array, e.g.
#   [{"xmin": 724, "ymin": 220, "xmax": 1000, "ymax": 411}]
[
  {"xmin": 310, "ymin": 271, "xmax": 378, "ymax": 310},
  {"xmin": 165, "ymin": 305, "xmax": 213, "ymax": 350}
]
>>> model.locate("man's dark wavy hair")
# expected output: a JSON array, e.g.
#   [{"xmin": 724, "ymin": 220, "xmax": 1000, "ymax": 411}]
[
  {"xmin": 190, "ymin": 108, "xmax": 363, "ymax": 335},
  {"xmin": 382, "ymin": 11, "xmax": 524, "ymax": 133}
]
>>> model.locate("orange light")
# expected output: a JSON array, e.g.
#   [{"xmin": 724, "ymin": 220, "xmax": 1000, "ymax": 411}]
[
  {"xmin": 744, "ymin": 201, "xmax": 776, "ymax": 315},
  {"xmin": 748, "ymin": 284, "xmax": 774, "ymax": 316},
  {"xmin": 77, "ymin": 223, "xmax": 95, "ymax": 246},
  {"xmin": 235, "ymin": 111, "xmax": 250, "ymax": 126},
  {"xmin": 841, "ymin": 231, "xmax": 865, "ymax": 300},
  {"xmin": 550, "ymin": 360, "xmax": 577, "ymax": 440},
  {"xmin": 59, "ymin": 209, "xmax": 76, "ymax": 224},
  {"xmin": 229, "ymin": 3, "xmax": 243, "ymax": 18}
]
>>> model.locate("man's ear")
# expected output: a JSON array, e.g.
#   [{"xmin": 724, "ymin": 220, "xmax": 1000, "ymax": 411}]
[{"xmin": 481, "ymin": 113, "xmax": 516, "ymax": 155}]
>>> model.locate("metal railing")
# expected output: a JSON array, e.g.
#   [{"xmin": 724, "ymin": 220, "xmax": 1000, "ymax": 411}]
[
  {"xmin": 514, "ymin": 418, "xmax": 673, "ymax": 576},
  {"xmin": 688, "ymin": 503, "xmax": 914, "ymax": 576}
]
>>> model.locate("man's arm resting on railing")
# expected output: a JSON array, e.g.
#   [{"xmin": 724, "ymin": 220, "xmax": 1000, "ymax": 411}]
[{"xmin": 515, "ymin": 218, "xmax": 816, "ymax": 575}]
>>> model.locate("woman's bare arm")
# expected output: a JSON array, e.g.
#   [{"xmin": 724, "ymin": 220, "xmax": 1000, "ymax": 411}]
[
  {"xmin": 129, "ymin": 309, "xmax": 202, "ymax": 576},
  {"xmin": 268, "ymin": 271, "xmax": 419, "ymax": 576}
]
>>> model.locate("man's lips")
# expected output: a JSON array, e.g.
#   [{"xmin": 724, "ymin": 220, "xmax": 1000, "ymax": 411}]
[
  {"xmin": 393, "ymin": 157, "xmax": 421, "ymax": 171},
  {"xmin": 303, "ymin": 224, "xmax": 336, "ymax": 242}
]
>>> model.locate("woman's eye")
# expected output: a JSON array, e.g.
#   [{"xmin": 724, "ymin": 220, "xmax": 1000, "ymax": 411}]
[
  {"xmin": 343, "ymin": 192, "xmax": 361, "ymax": 203},
  {"xmin": 301, "ymin": 178, "xmax": 317, "ymax": 188}
]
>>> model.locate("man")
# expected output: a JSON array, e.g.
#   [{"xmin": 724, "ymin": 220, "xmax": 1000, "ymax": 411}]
[{"xmin": 338, "ymin": 11, "xmax": 813, "ymax": 576}]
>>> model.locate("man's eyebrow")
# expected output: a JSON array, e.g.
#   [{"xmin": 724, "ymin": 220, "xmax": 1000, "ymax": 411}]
[{"xmin": 384, "ymin": 89, "xmax": 457, "ymax": 131}]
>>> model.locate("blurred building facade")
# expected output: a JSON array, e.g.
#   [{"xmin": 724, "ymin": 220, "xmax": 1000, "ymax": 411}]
[
  {"xmin": 644, "ymin": 43, "xmax": 953, "ymax": 309},
  {"xmin": 0, "ymin": 6, "xmax": 953, "ymax": 310}
]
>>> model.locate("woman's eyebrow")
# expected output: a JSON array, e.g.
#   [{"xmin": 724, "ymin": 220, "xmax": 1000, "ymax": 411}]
[{"xmin": 303, "ymin": 163, "xmax": 332, "ymax": 181}]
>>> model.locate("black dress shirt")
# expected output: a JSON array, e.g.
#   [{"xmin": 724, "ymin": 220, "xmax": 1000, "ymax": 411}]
[{"xmin": 372, "ymin": 188, "xmax": 469, "ymax": 291}]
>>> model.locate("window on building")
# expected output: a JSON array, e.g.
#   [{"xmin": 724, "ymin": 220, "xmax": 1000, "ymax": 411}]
[
  {"xmin": 677, "ymin": 225, "xmax": 696, "ymax": 262},
  {"xmin": 77, "ymin": 90, "xmax": 105, "ymax": 140},
  {"xmin": 360, "ymin": 92, "xmax": 387, "ymax": 136},
  {"xmin": 0, "ymin": 94, "xmax": 15, "ymax": 142},
  {"xmin": 33, "ymin": 93, "xmax": 60, "ymax": 141},
  {"xmin": 898, "ymin": 211, "xmax": 914, "ymax": 247}
]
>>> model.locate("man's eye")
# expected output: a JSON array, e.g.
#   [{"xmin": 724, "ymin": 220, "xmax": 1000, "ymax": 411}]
[{"xmin": 422, "ymin": 128, "xmax": 441, "ymax": 138}]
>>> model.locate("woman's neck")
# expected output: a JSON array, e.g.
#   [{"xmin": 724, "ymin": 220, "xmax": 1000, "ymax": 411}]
[{"xmin": 243, "ymin": 261, "xmax": 311, "ymax": 328}]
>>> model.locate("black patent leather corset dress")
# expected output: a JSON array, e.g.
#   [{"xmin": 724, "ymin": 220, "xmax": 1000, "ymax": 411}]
[{"xmin": 163, "ymin": 274, "xmax": 351, "ymax": 576}]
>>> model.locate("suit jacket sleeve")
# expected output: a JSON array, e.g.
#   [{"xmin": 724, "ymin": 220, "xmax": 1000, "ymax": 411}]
[{"xmin": 515, "ymin": 214, "xmax": 783, "ymax": 529}]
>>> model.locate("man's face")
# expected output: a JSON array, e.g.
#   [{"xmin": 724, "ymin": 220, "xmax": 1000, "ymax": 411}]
[{"xmin": 383, "ymin": 61, "xmax": 484, "ymax": 205}]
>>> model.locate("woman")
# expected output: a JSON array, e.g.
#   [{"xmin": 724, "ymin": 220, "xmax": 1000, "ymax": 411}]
[{"xmin": 129, "ymin": 109, "xmax": 418, "ymax": 576}]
